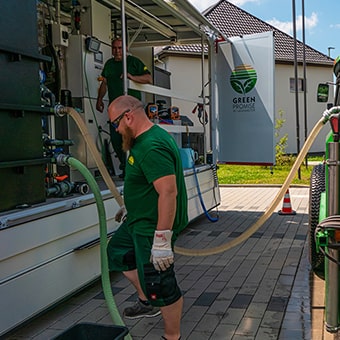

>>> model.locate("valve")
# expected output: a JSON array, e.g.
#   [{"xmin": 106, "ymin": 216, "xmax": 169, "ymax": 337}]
[{"xmin": 330, "ymin": 113, "xmax": 340, "ymax": 142}]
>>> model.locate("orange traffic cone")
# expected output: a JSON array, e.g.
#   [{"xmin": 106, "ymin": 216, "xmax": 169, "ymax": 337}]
[{"xmin": 278, "ymin": 189, "xmax": 296, "ymax": 215}]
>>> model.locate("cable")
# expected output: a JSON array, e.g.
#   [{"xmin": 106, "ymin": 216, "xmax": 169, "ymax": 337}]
[{"xmin": 191, "ymin": 162, "xmax": 219, "ymax": 222}]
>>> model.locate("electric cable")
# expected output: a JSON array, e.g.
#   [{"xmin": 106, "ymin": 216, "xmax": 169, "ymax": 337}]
[{"xmin": 191, "ymin": 162, "xmax": 219, "ymax": 223}]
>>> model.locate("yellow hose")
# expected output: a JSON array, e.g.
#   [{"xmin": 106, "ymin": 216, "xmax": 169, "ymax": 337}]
[
  {"xmin": 174, "ymin": 117, "xmax": 326, "ymax": 256},
  {"xmin": 65, "ymin": 107, "xmax": 124, "ymax": 207},
  {"xmin": 59, "ymin": 105, "xmax": 326, "ymax": 257}
]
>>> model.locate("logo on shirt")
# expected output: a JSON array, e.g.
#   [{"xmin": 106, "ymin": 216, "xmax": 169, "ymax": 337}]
[{"xmin": 128, "ymin": 155, "xmax": 134, "ymax": 165}]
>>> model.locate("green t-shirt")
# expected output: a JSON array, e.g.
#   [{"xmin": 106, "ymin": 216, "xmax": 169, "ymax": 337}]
[
  {"xmin": 124, "ymin": 125, "xmax": 188, "ymax": 236},
  {"xmin": 101, "ymin": 55, "xmax": 150, "ymax": 102}
]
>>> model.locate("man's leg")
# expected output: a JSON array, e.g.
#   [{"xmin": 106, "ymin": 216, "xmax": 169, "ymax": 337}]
[
  {"xmin": 161, "ymin": 296, "xmax": 183, "ymax": 340},
  {"xmin": 107, "ymin": 224, "xmax": 160, "ymax": 319},
  {"xmin": 123, "ymin": 269, "xmax": 148, "ymax": 301},
  {"xmin": 122, "ymin": 268, "xmax": 161, "ymax": 319}
]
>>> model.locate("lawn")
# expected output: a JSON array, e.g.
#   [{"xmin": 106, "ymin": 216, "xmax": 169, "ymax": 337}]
[{"xmin": 217, "ymin": 158, "xmax": 322, "ymax": 185}]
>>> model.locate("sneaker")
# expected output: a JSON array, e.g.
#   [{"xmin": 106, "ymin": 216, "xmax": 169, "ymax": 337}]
[{"xmin": 123, "ymin": 299, "xmax": 161, "ymax": 319}]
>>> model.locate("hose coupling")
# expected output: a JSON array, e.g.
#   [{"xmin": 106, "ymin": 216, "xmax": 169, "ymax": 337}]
[
  {"xmin": 322, "ymin": 106, "xmax": 340, "ymax": 123},
  {"xmin": 55, "ymin": 153, "xmax": 70, "ymax": 166},
  {"xmin": 53, "ymin": 104, "xmax": 68, "ymax": 117}
]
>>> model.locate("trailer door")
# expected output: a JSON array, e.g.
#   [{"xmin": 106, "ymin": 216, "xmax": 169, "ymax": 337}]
[{"xmin": 211, "ymin": 31, "xmax": 275, "ymax": 165}]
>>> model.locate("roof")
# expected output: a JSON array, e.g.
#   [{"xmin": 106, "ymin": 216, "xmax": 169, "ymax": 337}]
[{"xmin": 159, "ymin": 0, "xmax": 333, "ymax": 66}]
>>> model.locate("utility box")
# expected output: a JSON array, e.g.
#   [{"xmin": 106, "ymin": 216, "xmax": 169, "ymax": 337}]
[{"xmin": 79, "ymin": 0, "xmax": 111, "ymax": 44}]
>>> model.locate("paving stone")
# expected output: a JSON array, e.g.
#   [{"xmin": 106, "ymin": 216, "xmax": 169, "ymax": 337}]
[{"xmin": 8, "ymin": 187, "xmax": 331, "ymax": 340}]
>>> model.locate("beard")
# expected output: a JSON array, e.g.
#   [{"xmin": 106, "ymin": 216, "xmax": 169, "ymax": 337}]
[{"xmin": 122, "ymin": 126, "xmax": 135, "ymax": 152}]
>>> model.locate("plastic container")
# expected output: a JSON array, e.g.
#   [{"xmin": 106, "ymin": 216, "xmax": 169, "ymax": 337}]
[
  {"xmin": 52, "ymin": 323, "xmax": 129, "ymax": 340},
  {"xmin": 179, "ymin": 148, "xmax": 198, "ymax": 169}
]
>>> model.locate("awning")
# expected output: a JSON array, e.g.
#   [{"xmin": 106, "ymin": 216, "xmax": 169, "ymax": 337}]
[{"xmin": 98, "ymin": 0, "xmax": 224, "ymax": 46}]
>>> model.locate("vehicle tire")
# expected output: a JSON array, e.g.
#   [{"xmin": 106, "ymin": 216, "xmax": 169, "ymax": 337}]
[{"xmin": 308, "ymin": 163, "xmax": 325, "ymax": 279}]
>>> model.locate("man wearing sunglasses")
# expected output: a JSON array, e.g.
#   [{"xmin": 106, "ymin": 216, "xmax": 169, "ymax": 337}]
[
  {"xmin": 96, "ymin": 38, "xmax": 152, "ymax": 178},
  {"xmin": 107, "ymin": 95, "xmax": 187, "ymax": 340}
]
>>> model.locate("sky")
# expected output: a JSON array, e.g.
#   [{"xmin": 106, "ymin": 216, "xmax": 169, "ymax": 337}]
[{"xmin": 188, "ymin": 0, "xmax": 340, "ymax": 60}]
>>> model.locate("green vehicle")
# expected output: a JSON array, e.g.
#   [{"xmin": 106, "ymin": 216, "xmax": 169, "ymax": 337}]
[{"xmin": 310, "ymin": 55, "xmax": 340, "ymax": 332}]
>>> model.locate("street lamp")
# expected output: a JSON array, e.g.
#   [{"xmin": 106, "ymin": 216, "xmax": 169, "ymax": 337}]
[{"xmin": 328, "ymin": 47, "xmax": 335, "ymax": 58}]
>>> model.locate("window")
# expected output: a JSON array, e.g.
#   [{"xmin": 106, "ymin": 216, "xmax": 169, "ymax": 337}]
[{"xmin": 290, "ymin": 78, "xmax": 305, "ymax": 92}]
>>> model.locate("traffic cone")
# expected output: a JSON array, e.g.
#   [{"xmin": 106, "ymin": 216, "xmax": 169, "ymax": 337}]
[{"xmin": 278, "ymin": 189, "xmax": 296, "ymax": 215}]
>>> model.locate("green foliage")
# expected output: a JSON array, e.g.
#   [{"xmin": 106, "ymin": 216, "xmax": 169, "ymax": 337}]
[{"xmin": 275, "ymin": 109, "xmax": 291, "ymax": 165}]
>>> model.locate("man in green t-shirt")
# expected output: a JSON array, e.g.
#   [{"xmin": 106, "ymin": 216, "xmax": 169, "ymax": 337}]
[
  {"xmin": 96, "ymin": 38, "xmax": 152, "ymax": 178},
  {"xmin": 107, "ymin": 95, "xmax": 188, "ymax": 340}
]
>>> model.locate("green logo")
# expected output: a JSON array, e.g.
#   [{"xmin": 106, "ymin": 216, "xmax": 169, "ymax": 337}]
[{"xmin": 230, "ymin": 65, "xmax": 257, "ymax": 94}]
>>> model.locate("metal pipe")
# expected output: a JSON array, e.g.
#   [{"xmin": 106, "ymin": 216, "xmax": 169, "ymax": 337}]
[
  {"xmin": 201, "ymin": 35, "xmax": 207, "ymax": 163},
  {"xmin": 325, "ymin": 141, "xmax": 340, "ymax": 332},
  {"xmin": 302, "ymin": 0, "xmax": 308, "ymax": 167},
  {"xmin": 292, "ymin": 0, "xmax": 301, "ymax": 179},
  {"xmin": 121, "ymin": 0, "xmax": 128, "ymax": 95}
]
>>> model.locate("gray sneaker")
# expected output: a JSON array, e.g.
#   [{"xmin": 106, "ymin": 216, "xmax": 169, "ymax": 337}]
[{"xmin": 123, "ymin": 299, "xmax": 161, "ymax": 319}]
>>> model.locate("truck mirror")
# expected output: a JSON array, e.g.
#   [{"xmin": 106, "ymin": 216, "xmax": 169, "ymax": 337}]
[{"xmin": 317, "ymin": 83, "xmax": 329, "ymax": 102}]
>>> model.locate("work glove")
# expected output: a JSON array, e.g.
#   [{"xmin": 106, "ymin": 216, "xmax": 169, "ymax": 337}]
[
  {"xmin": 115, "ymin": 205, "xmax": 127, "ymax": 222},
  {"xmin": 150, "ymin": 230, "xmax": 174, "ymax": 271}
]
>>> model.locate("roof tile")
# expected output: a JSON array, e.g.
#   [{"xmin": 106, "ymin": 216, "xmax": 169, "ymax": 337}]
[{"xmin": 164, "ymin": 0, "xmax": 333, "ymax": 65}]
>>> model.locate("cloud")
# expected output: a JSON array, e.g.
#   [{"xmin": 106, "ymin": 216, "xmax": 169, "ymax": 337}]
[
  {"xmin": 230, "ymin": 0, "xmax": 260, "ymax": 5},
  {"xmin": 189, "ymin": 0, "xmax": 214, "ymax": 11},
  {"xmin": 189, "ymin": 0, "xmax": 260, "ymax": 12},
  {"xmin": 267, "ymin": 12, "xmax": 318, "ymax": 36}
]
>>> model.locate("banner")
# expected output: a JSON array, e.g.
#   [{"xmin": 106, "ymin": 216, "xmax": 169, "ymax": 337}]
[{"xmin": 212, "ymin": 31, "xmax": 275, "ymax": 165}]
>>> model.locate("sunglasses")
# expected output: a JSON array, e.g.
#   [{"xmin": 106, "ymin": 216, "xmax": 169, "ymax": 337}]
[{"xmin": 111, "ymin": 109, "xmax": 130, "ymax": 129}]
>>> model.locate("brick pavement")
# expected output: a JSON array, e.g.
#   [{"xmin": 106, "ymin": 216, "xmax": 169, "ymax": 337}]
[{"xmin": 4, "ymin": 186, "xmax": 335, "ymax": 340}]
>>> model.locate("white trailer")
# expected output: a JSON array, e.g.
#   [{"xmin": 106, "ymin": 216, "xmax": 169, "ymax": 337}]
[{"xmin": 0, "ymin": 0, "xmax": 274, "ymax": 336}]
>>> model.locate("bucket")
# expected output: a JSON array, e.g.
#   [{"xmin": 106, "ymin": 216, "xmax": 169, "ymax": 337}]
[
  {"xmin": 179, "ymin": 148, "xmax": 198, "ymax": 169},
  {"xmin": 52, "ymin": 323, "xmax": 128, "ymax": 340}
]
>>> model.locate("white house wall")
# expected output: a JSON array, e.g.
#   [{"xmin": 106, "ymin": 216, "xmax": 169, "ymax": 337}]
[
  {"xmin": 161, "ymin": 56, "xmax": 211, "ymax": 149},
  {"xmin": 158, "ymin": 55, "xmax": 334, "ymax": 155},
  {"xmin": 275, "ymin": 63, "xmax": 333, "ymax": 154}
]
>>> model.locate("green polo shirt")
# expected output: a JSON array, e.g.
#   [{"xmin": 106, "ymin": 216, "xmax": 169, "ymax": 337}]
[{"xmin": 101, "ymin": 55, "xmax": 150, "ymax": 102}]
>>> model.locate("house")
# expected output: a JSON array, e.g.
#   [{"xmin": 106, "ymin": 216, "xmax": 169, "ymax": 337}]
[{"xmin": 155, "ymin": 0, "xmax": 334, "ymax": 155}]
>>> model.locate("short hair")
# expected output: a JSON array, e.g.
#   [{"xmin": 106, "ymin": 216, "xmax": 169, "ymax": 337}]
[{"xmin": 111, "ymin": 37, "xmax": 122, "ymax": 46}]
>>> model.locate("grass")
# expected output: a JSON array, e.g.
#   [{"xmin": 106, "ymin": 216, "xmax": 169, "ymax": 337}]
[{"xmin": 217, "ymin": 156, "xmax": 324, "ymax": 186}]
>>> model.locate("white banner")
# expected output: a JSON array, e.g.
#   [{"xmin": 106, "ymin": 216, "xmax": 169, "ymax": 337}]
[{"xmin": 212, "ymin": 31, "xmax": 275, "ymax": 165}]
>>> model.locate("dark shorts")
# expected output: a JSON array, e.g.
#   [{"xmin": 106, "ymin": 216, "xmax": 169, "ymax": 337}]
[{"xmin": 107, "ymin": 221, "xmax": 182, "ymax": 307}]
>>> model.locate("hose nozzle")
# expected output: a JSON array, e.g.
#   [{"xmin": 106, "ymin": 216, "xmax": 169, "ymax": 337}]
[{"xmin": 322, "ymin": 106, "xmax": 340, "ymax": 123}]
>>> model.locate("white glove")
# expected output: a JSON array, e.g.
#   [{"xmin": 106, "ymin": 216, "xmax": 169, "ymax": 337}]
[
  {"xmin": 115, "ymin": 205, "xmax": 127, "ymax": 222},
  {"xmin": 150, "ymin": 230, "xmax": 174, "ymax": 271}
]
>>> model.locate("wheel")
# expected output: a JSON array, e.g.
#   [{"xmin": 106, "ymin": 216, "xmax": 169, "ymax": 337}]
[{"xmin": 308, "ymin": 163, "xmax": 325, "ymax": 278}]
